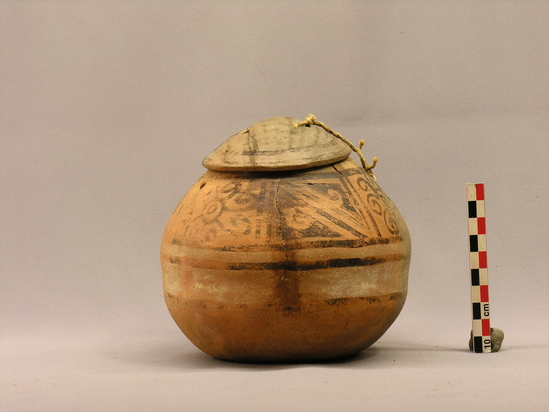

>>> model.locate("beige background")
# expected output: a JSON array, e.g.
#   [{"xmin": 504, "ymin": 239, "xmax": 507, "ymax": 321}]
[{"xmin": 1, "ymin": 1, "xmax": 548, "ymax": 410}]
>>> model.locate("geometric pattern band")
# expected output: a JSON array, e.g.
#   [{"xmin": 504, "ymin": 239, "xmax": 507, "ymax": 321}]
[{"xmin": 467, "ymin": 183, "xmax": 491, "ymax": 353}]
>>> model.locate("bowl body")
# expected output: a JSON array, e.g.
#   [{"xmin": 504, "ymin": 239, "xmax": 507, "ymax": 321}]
[{"xmin": 161, "ymin": 158, "xmax": 411, "ymax": 362}]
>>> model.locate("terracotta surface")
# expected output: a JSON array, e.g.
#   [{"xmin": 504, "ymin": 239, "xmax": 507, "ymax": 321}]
[
  {"xmin": 161, "ymin": 151, "xmax": 411, "ymax": 362},
  {"xmin": 202, "ymin": 116, "xmax": 351, "ymax": 172}
]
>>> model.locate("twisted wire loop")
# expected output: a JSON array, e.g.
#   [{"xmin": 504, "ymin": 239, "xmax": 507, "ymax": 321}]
[{"xmin": 293, "ymin": 114, "xmax": 378, "ymax": 181}]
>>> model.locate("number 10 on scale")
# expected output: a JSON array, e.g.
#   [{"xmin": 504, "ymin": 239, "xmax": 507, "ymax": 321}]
[{"xmin": 467, "ymin": 183, "xmax": 491, "ymax": 353}]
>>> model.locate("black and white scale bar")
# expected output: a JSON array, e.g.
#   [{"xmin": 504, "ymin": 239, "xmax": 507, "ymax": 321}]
[{"xmin": 467, "ymin": 183, "xmax": 491, "ymax": 353}]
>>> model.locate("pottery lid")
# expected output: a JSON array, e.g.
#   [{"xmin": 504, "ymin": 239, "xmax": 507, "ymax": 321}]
[{"xmin": 202, "ymin": 116, "xmax": 352, "ymax": 172}]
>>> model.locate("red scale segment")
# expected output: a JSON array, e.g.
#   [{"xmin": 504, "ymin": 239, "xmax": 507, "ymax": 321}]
[
  {"xmin": 480, "ymin": 285, "xmax": 489, "ymax": 302},
  {"xmin": 477, "ymin": 217, "xmax": 486, "ymax": 235},
  {"xmin": 482, "ymin": 319, "xmax": 491, "ymax": 336},
  {"xmin": 476, "ymin": 184, "xmax": 484, "ymax": 201},
  {"xmin": 478, "ymin": 251, "xmax": 488, "ymax": 269}
]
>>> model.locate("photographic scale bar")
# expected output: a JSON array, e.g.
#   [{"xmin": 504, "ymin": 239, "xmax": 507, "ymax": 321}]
[{"xmin": 467, "ymin": 183, "xmax": 491, "ymax": 353}]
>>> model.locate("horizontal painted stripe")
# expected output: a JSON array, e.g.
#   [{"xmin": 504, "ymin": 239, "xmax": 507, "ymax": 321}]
[
  {"xmin": 167, "ymin": 252, "xmax": 408, "ymax": 271},
  {"xmin": 163, "ymin": 243, "xmax": 286, "ymax": 263},
  {"xmin": 225, "ymin": 254, "xmax": 407, "ymax": 271},
  {"xmin": 163, "ymin": 240, "xmax": 407, "ymax": 266},
  {"xmin": 166, "ymin": 236, "xmax": 404, "ymax": 255}
]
